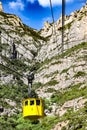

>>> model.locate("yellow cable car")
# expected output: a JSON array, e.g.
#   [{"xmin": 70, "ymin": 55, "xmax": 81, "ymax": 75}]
[{"xmin": 22, "ymin": 98, "xmax": 45, "ymax": 120}]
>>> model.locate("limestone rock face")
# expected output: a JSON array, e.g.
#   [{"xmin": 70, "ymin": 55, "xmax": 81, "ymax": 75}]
[
  {"xmin": 0, "ymin": 11, "xmax": 45, "ymax": 84},
  {"xmin": 43, "ymin": 21, "xmax": 51, "ymax": 31},
  {"xmin": 36, "ymin": 4, "xmax": 87, "ymax": 62},
  {"xmin": 0, "ymin": 2, "xmax": 3, "ymax": 12}
]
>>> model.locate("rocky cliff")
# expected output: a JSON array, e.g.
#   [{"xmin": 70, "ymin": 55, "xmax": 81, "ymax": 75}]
[
  {"xmin": 0, "ymin": 4, "xmax": 87, "ymax": 130},
  {"xmin": 0, "ymin": 10, "xmax": 46, "ymax": 84},
  {"xmin": 37, "ymin": 5, "xmax": 87, "ymax": 61}
]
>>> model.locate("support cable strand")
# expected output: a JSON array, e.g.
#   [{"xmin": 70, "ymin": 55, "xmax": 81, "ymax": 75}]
[
  {"xmin": 49, "ymin": 0, "xmax": 59, "ymax": 54},
  {"xmin": 62, "ymin": 0, "xmax": 65, "ymax": 53}
]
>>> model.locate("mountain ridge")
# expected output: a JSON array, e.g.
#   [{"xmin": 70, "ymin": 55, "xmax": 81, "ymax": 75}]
[{"xmin": 0, "ymin": 4, "xmax": 87, "ymax": 130}]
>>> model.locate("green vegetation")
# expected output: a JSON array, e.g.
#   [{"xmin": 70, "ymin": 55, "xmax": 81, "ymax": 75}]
[
  {"xmin": 23, "ymin": 24, "xmax": 47, "ymax": 41},
  {"xmin": 44, "ymin": 70, "xmax": 59, "ymax": 78},
  {"xmin": 45, "ymin": 88, "xmax": 56, "ymax": 93},
  {"xmin": 0, "ymin": 54, "xmax": 31, "ymax": 80},
  {"xmin": 30, "ymin": 62, "xmax": 41, "ymax": 72},
  {"xmin": 33, "ymin": 80, "xmax": 58, "ymax": 90},
  {"xmin": 45, "ymin": 80, "xmax": 59, "ymax": 86},
  {"xmin": 0, "ymin": 80, "xmax": 86, "ymax": 130},
  {"xmin": 51, "ymin": 60, "xmax": 62, "ymax": 65},
  {"xmin": 44, "ymin": 99, "xmax": 52, "ymax": 111},
  {"xmin": 61, "ymin": 102, "xmax": 87, "ymax": 130},
  {"xmin": 0, "ymin": 43, "xmax": 9, "ymax": 51},
  {"xmin": 0, "ymin": 114, "xmax": 59, "ymax": 130},
  {"xmin": 30, "ymin": 50, "xmax": 38, "ymax": 57},
  {"xmin": 59, "ymin": 21, "xmax": 73, "ymax": 31},
  {"xmin": 33, "ymin": 82, "xmax": 43, "ymax": 89},
  {"xmin": 61, "ymin": 68, "xmax": 69, "ymax": 74},
  {"xmin": 74, "ymin": 71, "xmax": 86, "ymax": 78},
  {"xmin": 0, "ymin": 11, "xmax": 8, "ymax": 18},
  {"xmin": 0, "ymin": 84, "xmax": 27, "ymax": 103},
  {"xmin": 61, "ymin": 42, "xmax": 87, "ymax": 57},
  {"xmin": 76, "ymin": 54, "xmax": 87, "ymax": 61},
  {"xmin": 51, "ymin": 83, "xmax": 87, "ymax": 106},
  {"xmin": 1, "ymin": 99, "xmax": 87, "ymax": 130}
]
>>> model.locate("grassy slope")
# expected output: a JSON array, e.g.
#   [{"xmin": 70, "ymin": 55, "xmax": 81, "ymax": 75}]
[{"xmin": 1, "ymin": 82, "xmax": 86, "ymax": 130}]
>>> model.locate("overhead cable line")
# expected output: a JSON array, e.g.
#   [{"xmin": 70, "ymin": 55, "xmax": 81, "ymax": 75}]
[
  {"xmin": 49, "ymin": 0, "xmax": 55, "ymax": 23},
  {"xmin": 0, "ymin": 62, "xmax": 32, "ymax": 84},
  {"xmin": 0, "ymin": 62, "xmax": 35, "ymax": 98},
  {"xmin": 62, "ymin": 0, "xmax": 65, "ymax": 53},
  {"xmin": 49, "ymin": 0, "xmax": 65, "ymax": 54},
  {"xmin": 0, "ymin": 34, "xmax": 86, "ymax": 53},
  {"xmin": 49, "ymin": 0, "xmax": 60, "ymax": 54},
  {"xmin": 0, "ymin": 63, "xmax": 23, "ymax": 78},
  {"xmin": 0, "ymin": 53, "xmax": 30, "ymax": 81},
  {"xmin": 49, "ymin": 0, "xmax": 57, "ymax": 36}
]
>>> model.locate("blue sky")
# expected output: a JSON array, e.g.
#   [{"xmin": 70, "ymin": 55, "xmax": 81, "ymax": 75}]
[{"xmin": 1, "ymin": 0, "xmax": 86, "ymax": 30}]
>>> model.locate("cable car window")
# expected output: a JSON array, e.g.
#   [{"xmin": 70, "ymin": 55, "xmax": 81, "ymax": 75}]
[
  {"xmin": 30, "ymin": 100, "xmax": 34, "ymax": 105},
  {"xmin": 25, "ymin": 101, "xmax": 28, "ymax": 106},
  {"xmin": 36, "ymin": 100, "xmax": 40, "ymax": 105}
]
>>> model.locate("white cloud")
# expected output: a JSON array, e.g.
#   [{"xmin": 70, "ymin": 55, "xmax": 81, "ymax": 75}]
[
  {"xmin": 26, "ymin": 0, "xmax": 74, "ymax": 7},
  {"xmin": 9, "ymin": 0, "xmax": 24, "ymax": 11},
  {"xmin": 38, "ymin": 0, "xmax": 73, "ymax": 7}
]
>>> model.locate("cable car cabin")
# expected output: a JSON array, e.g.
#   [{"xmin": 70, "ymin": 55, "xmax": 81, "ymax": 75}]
[{"xmin": 22, "ymin": 98, "xmax": 44, "ymax": 120}]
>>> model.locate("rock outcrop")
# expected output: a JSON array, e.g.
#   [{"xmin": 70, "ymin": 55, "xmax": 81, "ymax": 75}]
[
  {"xmin": 0, "ymin": 1, "xmax": 3, "ymax": 12},
  {"xmin": 37, "ymin": 4, "xmax": 87, "ymax": 62},
  {"xmin": 0, "ymin": 10, "xmax": 46, "ymax": 84}
]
